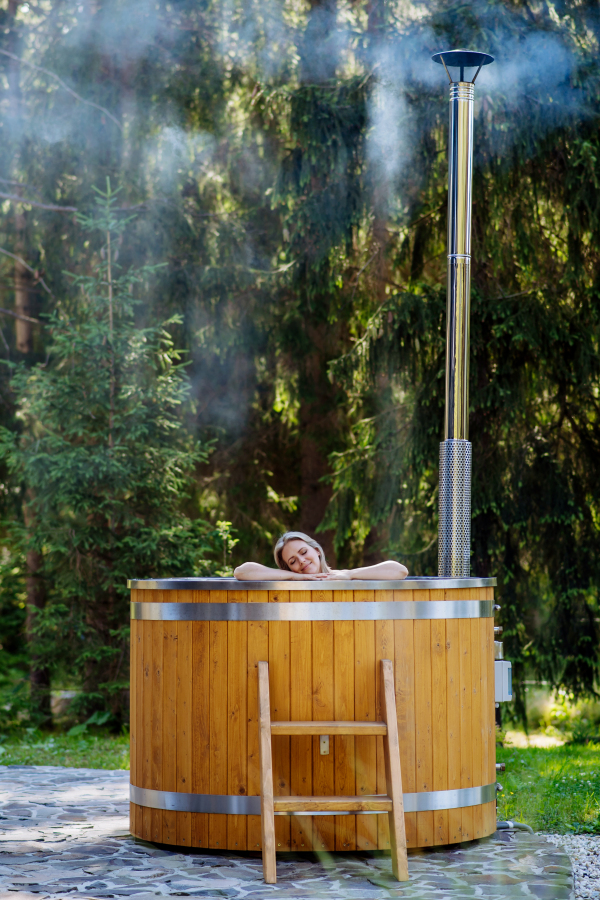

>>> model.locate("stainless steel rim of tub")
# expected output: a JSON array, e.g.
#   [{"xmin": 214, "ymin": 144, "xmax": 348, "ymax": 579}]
[{"xmin": 127, "ymin": 576, "xmax": 497, "ymax": 590}]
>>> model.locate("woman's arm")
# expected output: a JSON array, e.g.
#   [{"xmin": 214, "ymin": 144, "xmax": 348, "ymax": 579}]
[
  {"xmin": 325, "ymin": 561, "xmax": 409, "ymax": 581},
  {"xmin": 233, "ymin": 562, "xmax": 322, "ymax": 581}
]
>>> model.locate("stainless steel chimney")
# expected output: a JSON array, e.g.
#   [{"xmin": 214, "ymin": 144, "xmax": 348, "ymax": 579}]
[{"xmin": 432, "ymin": 49, "xmax": 494, "ymax": 577}]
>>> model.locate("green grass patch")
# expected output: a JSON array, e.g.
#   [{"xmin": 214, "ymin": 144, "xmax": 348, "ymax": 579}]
[
  {"xmin": 1, "ymin": 730, "xmax": 598, "ymax": 835},
  {"xmin": 497, "ymin": 742, "xmax": 600, "ymax": 833},
  {"xmin": 0, "ymin": 729, "xmax": 130, "ymax": 769}
]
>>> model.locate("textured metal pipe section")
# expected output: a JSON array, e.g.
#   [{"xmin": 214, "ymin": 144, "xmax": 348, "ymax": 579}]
[
  {"xmin": 439, "ymin": 82, "xmax": 474, "ymax": 577},
  {"xmin": 439, "ymin": 439, "xmax": 472, "ymax": 577}
]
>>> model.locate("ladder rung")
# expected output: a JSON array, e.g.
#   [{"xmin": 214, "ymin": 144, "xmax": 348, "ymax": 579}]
[
  {"xmin": 270, "ymin": 720, "xmax": 387, "ymax": 736},
  {"xmin": 273, "ymin": 795, "xmax": 393, "ymax": 813}
]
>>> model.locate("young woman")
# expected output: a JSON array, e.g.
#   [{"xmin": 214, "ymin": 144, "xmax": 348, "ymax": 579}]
[{"xmin": 233, "ymin": 531, "xmax": 408, "ymax": 581}]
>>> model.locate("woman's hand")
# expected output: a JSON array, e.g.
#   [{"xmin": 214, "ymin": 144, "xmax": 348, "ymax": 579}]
[
  {"xmin": 290, "ymin": 571, "xmax": 324, "ymax": 581},
  {"xmin": 320, "ymin": 562, "xmax": 408, "ymax": 581},
  {"xmin": 321, "ymin": 569, "xmax": 353, "ymax": 580}
]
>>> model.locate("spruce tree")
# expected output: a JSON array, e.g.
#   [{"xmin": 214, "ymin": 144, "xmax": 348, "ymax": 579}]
[{"xmin": 0, "ymin": 183, "xmax": 215, "ymax": 722}]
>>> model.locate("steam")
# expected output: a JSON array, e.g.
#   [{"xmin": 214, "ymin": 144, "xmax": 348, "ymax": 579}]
[
  {"xmin": 365, "ymin": 15, "xmax": 587, "ymax": 199},
  {"xmin": 2, "ymin": 0, "xmax": 594, "ymax": 434}
]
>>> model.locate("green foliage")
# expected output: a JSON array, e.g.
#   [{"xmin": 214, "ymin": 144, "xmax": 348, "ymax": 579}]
[
  {"xmin": 515, "ymin": 686, "xmax": 600, "ymax": 745},
  {"xmin": 0, "ymin": 549, "xmax": 30, "ymax": 729},
  {"xmin": 0, "ymin": 185, "xmax": 216, "ymax": 721}
]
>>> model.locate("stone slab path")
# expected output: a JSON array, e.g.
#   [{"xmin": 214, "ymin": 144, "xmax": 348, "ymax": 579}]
[{"xmin": 0, "ymin": 766, "xmax": 575, "ymax": 899}]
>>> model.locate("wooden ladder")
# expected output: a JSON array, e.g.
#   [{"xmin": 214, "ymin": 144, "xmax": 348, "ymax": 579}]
[{"xmin": 257, "ymin": 658, "xmax": 409, "ymax": 884}]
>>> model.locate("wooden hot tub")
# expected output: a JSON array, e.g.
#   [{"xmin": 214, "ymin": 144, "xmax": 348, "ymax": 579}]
[{"xmin": 129, "ymin": 577, "xmax": 497, "ymax": 851}]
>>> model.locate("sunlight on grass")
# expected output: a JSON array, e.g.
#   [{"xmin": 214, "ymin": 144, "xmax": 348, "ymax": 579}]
[
  {"xmin": 0, "ymin": 730, "xmax": 129, "ymax": 769},
  {"xmin": 497, "ymin": 743, "xmax": 600, "ymax": 833}
]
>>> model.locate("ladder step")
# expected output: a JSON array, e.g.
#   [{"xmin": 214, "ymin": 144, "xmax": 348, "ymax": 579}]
[
  {"xmin": 273, "ymin": 795, "xmax": 393, "ymax": 813},
  {"xmin": 270, "ymin": 720, "xmax": 387, "ymax": 736}
]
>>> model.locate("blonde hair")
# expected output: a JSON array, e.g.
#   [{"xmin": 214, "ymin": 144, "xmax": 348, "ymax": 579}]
[{"xmin": 273, "ymin": 532, "xmax": 330, "ymax": 574}]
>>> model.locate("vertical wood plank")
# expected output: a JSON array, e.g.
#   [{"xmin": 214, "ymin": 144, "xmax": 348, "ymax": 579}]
[
  {"xmin": 258, "ymin": 661, "xmax": 277, "ymax": 884},
  {"xmin": 142, "ymin": 619, "xmax": 152, "ymax": 840},
  {"xmin": 269, "ymin": 589, "xmax": 291, "ymax": 851},
  {"xmin": 486, "ymin": 588, "xmax": 497, "ymax": 837},
  {"xmin": 290, "ymin": 590, "xmax": 313, "ymax": 851},
  {"xmin": 487, "ymin": 589, "xmax": 497, "ymax": 788},
  {"xmin": 394, "ymin": 588, "xmax": 416, "ymax": 848},
  {"xmin": 227, "ymin": 590, "xmax": 248, "ymax": 850},
  {"xmin": 312, "ymin": 589, "xmax": 334, "ymax": 851},
  {"xmin": 192, "ymin": 589, "xmax": 211, "ymax": 849},
  {"xmin": 460, "ymin": 608, "xmax": 473, "ymax": 841},
  {"xmin": 162, "ymin": 618, "xmax": 178, "ymax": 844},
  {"xmin": 209, "ymin": 590, "xmax": 228, "ymax": 849},
  {"xmin": 446, "ymin": 613, "xmax": 461, "ymax": 843},
  {"xmin": 130, "ymin": 613, "xmax": 138, "ymax": 837},
  {"xmin": 375, "ymin": 594, "xmax": 393, "ymax": 850},
  {"xmin": 334, "ymin": 589, "xmax": 355, "ymax": 850},
  {"xmin": 470, "ymin": 613, "xmax": 483, "ymax": 839},
  {"xmin": 354, "ymin": 589, "xmax": 377, "ymax": 850},
  {"xmin": 381, "ymin": 659, "xmax": 409, "ymax": 881},
  {"xmin": 431, "ymin": 589, "xmax": 448, "ymax": 846},
  {"xmin": 247, "ymin": 591, "xmax": 269, "ymax": 851},
  {"xmin": 479, "ymin": 614, "xmax": 491, "ymax": 838},
  {"xmin": 414, "ymin": 590, "xmax": 433, "ymax": 848},
  {"xmin": 176, "ymin": 616, "xmax": 193, "ymax": 847},
  {"xmin": 151, "ymin": 621, "xmax": 163, "ymax": 843},
  {"xmin": 480, "ymin": 616, "xmax": 489, "ymax": 795}
]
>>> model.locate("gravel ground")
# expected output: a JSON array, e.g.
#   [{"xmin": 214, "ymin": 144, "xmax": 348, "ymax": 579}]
[{"xmin": 545, "ymin": 834, "xmax": 600, "ymax": 900}]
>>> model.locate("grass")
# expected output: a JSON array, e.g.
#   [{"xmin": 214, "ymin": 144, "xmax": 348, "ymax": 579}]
[
  {"xmin": 497, "ymin": 741, "xmax": 600, "ymax": 833},
  {"xmin": 1, "ymin": 729, "xmax": 599, "ymax": 835},
  {"xmin": 0, "ymin": 729, "xmax": 130, "ymax": 769}
]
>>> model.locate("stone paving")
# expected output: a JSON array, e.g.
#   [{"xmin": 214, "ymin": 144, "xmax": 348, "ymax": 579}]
[{"xmin": 0, "ymin": 766, "xmax": 575, "ymax": 899}]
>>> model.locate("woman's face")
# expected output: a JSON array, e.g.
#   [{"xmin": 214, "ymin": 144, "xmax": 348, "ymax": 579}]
[{"xmin": 281, "ymin": 539, "xmax": 322, "ymax": 574}]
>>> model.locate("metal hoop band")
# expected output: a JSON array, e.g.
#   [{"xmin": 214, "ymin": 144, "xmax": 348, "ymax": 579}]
[
  {"xmin": 130, "ymin": 783, "xmax": 497, "ymax": 815},
  {"xmin": 131, "ymin": 600, "xmax": 493, "ymax": 622}
]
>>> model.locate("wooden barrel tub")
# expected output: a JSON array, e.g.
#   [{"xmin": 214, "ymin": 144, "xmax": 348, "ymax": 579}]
[{"xmin": 129, "ymin": 576, "xmax": 497, "ymax": 851}]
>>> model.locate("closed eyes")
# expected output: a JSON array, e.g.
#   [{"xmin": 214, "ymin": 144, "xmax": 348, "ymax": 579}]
[{"xmin": 287, "ymin": 549, "xmax": 307, "ymax": 567}]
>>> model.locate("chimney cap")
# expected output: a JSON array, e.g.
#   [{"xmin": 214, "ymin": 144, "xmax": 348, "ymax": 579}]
[{"xmin": 432, "ymin": 49, "xmax": 494, "ymax": 70}]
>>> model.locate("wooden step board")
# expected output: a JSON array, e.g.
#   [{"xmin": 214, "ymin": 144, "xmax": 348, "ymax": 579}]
[
  {"xmin": 258, "ymin": 658, "xmax": 409, "ymax": 885},
  {"xmin": 270, "ymin": 720, "xmax": 388, "ymax": 735},
  {"xmin": 273, "ymin": 795, "xmax": 393, "ymax": 813}
]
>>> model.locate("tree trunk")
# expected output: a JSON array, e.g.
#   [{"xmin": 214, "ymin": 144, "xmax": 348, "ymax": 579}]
[
  {"xmin": 23, "ymin": 498, "xmax": 51, "ymax": 727},
  {"xmin": 7, "ymin": 0, "xmax": 33, "ymax": 353},
  {"xmin": 14, "ymin": 209, "xmax": 33, "ymax": 353},
  {"xmin": 297, "ymin": 326, "xmax": 340, "ymax": 565}
]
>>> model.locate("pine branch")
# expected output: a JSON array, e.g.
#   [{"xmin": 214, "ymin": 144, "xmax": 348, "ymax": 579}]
[
  {"xmin": 0, "ymin": 191, "xmax": 77, "ymax": 212},
  {"xmin": 0, "ymin": 49, "xmax": 123, "ymax": 133},
  {"xmin": 0, "ymin": 306, "xmax": 41, "ymax": 325},
  {"xmin": 0, "ymin": 247, "xmax": 52, "ymax": 295}
]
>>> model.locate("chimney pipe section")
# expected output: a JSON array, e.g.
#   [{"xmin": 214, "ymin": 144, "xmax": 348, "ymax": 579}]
[
  {"xmin": 438, "ymin": 80, "xmax": 474, "ymax": 578},
  {"xmin": 432, "ymin": 49, "xmax": 493, "ymax": 577}
]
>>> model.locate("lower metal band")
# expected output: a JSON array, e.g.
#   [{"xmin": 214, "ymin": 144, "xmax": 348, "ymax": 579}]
[
  {"xmin": 130, "ymin": 783, "xmax": 496, "ymax": 815},
  {"xmin": 131, "ymin": 600, "xmax": 493, "ymax": 622}
]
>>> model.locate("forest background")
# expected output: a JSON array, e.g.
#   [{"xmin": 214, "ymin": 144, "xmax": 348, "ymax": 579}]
[{"xmin": 0, "ymin": 0, "xmax": 599, "ymax": 729}]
